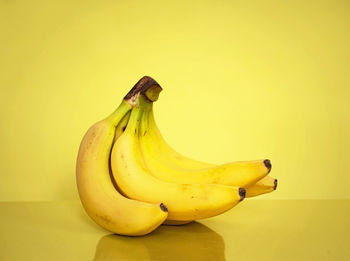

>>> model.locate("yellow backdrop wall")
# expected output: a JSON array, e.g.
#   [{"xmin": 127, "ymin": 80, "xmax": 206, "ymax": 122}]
[{"xmin": 0, "ymin": 0, "xmax": 349, "ymax": 200}]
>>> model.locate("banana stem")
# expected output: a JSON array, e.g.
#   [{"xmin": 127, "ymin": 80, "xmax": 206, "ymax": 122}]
[
  {"xmin": 124, "ymin": 76, "xmax": 162, "ymax": 103},
  {"xmin": 106, "ymin": 100, "xmax": 132, "ymax": 127},
  {"xmin": 106, "ymin": 76, "xmax": 162, "ymax": 127},
  {"xmin": 125, "ymin": 95, "xmax": 155, "ymax": 135}
]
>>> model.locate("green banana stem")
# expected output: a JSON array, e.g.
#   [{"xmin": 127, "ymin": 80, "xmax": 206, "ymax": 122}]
[
  {"xmin": 106, "ymin": 100, "xmax": 132, "ymax": 127},
  {"xmin": 124, "ymin": 95, "xmax": 152, "ymax": 135},
  {"xmin": 106, "ymin": 76, "xmax": 162, "ymax": 127}
]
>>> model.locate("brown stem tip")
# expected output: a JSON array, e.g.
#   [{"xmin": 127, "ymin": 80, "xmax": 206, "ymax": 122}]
[
  {"xmin": 160, "ymin": 203, "xmax": 168, "ymax": 212},
  {"xmin": 274, "ymin": 179, "xmax": 278, "ymax": 190},
  {"xmin": 239, "ymin": 188, "xmax": 246, "ymax": 201},
  {"xmin": 264, "ymin": 159, "xmax": 272, "ymax": 172},
  {"xmin": 124, "ymin": 76, "xmax": 162, "ymax": 101}
]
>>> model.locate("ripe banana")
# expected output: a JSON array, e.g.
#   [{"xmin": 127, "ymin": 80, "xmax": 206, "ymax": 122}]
[
  {"xmin": 138, "ymin": 101, "xmax": 271, "ymax": 188},
  {"xmin": 114, "ymin": 105, "xmax": 276, "ymax": 199},
  {"xmin": 110, "ymin": 94, "xmax": 245, "ymax": 221},
  {"xmin": 245, "ymin": 175, "xmax": 277, "ymax": 197},
  {"xmin": 76, "ymin": 78, "xmax": 168, "ymax": 236},
  {"xmin": 115, "ymin": 115, "xmax": 193, "ymax": 226}
]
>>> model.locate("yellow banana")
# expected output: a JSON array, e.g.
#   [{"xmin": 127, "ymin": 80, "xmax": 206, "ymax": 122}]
[
  {"xmin": 76, "ymin": 77, "xmax": 168, "ymax": 236},
  {"xmin": 110, "ymin": 94, "xmax": 245, "ymax": 221},
  {"xmin": 245, "ymin": 175, "xmax": 277, "ymax": 197},
  {"xmin": 114, "ymin": 106, "xmax": 276, "ymax": 199},
  {"xmin": 146, "ymin": 107, "xmax": 214, "ymax": 169},
  {"xmin": 138, "ymin": 102, "xmax": 271, "ymax": 188},
  {"xmin": 145, "ymin": 103, "xmax": 277, "ymax": 196}
]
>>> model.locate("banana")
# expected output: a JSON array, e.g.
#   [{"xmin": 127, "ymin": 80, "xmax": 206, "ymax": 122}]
[
  {"xmin": 163, "ymin": 176, "xmax": 277, "ymax": 226},
  {"xmin": 76, "ymin": 77, "xmax": 168, "ymax": 236},
  {"xmin": 143, "ymin": 103, "xmax": 277, "ymax": 197},
  {"xmin": 146, "ymin": 107, "xmax": 214, "ymax": 169},
  {"xmin": 110, "ymin": 94, "xmax": 245, "ymax": 221},
  {"xmin": 138, "ymin": 101, "xmax": 271, "ymax": 188},
  {"xmin": 245, "ymin": 175, "xmax": 277, "ymax": 197},
  {"xmin": 114, "ymin": 105, "xmax": 275, "ymax": 199}
]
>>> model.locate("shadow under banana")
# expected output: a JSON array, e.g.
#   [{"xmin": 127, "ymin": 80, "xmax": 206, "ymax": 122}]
[{"xmin": 93, "ymin": 222, "xmax": 226, "ymax": 261}]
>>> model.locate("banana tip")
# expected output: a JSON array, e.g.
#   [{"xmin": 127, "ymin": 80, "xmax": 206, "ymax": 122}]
[
  {"xmin": 160, "ymin": 203, "xmax": 168, "ymax": 212},
  {"xmin": 264, "ymin": 159, "xmax": 272, "ymax": 172},
  {"xmin": 239, "ymin": 188, "xmax": 246, "ymax": 201},
  {"xmin": 274, "ymin": 179, "xmax": 278, "ymax": 190}
]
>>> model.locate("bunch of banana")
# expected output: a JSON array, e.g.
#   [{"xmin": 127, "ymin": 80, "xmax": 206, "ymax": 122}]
[{"xmin": 76, "ymin": 76, "xmax": 277, "ymax": 236}]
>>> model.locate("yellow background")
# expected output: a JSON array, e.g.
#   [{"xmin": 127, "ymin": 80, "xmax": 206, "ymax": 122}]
[{"xmin": 1, "ymin": 0, "xmax": 349, "ymax": 201}]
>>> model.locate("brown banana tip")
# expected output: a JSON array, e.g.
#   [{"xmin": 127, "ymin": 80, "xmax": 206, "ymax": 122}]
[
  {"xmin": 239, "ymin": 188, "xmax": 246, "ymax": 201},
  {"xmin": 160, "ymin": 203, "xmax": 168, "ymax": 212},
  {"xmin": 124, "ymin": 76, "xmax": 162, "ymax": 101},
  {"xmin": 274, "ymin": 179, "xmax": 278, "ymax": 190},
  {"xmin": 264, "ymin": 159, "xmax": 272, "ymax": 172}
]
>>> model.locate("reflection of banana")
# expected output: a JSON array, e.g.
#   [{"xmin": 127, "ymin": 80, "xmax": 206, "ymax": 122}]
[
  {"xmin": 139, "ymin": 101, "xmax": 271, "ymax": 188},
  {"xmin": 93, "ymin": 234, "xmax": 149, "ymax": 261},
  {"xmin": 76, "ymin": 79, "xmax": 168, "ymax": 236},
  {"xmin": 93, "ymin": 222, "xmax": 225, "ymax": 261},
  {"xmin": 111, "ymin": 94, "xmax": 245, "ymax": 221}
]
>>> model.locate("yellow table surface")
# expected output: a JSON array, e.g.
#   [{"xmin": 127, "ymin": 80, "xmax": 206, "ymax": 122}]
[{"xmin": 1, "ymin": 200, "xmax": 349, "ymax": 260}]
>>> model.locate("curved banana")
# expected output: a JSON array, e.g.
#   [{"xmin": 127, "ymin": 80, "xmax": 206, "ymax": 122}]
[
  {"xmin": 246, "ymin": 175, "xmax": 277, "ymax": 197},
  {"xmin": 139, "ymin": 102, "xmax": 271, "ymax": 188},
  {"xmin": 110, "ymin": 94, "xmax": 245, "ymax": 221},
  {"xmin": 164, "ymin": 175, "xmax": 277, "ymax": 224},
  {"xmin": 146, "ymin": 108, "xmax": 214, "ymax": 169},
  {"xmin": 114, "ymin": 105, "xmax": 277, "ymax": 197},
  {"xmin": 145, "ymin": 103, "xmax": 277, "ymax": 196},
  {"xmin": 76, "ymin": 78, "xmax": 168, "ymax": 236}
]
